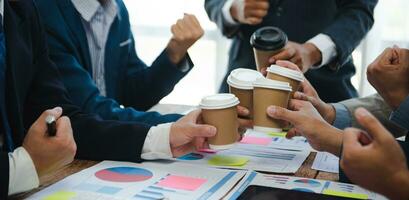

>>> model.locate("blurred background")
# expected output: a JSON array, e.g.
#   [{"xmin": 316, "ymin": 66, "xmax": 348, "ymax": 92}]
[{"xmin": 124, "ymin": 0, "xmax": 409, "ymax": 106}]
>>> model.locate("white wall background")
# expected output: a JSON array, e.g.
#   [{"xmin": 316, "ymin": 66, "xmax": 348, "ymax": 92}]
[{"xmin": 124, "ymin": 0, "xmax": 409, "ymax": 105}]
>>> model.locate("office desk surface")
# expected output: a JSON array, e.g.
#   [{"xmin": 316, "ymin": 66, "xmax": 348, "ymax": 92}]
[{"xmin": 10, "ymin": 104, "xmax": 338, "ymax": 200}]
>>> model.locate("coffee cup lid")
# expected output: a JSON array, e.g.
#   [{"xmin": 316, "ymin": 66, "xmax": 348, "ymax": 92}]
[
  {"xmin": 227, "ymin": 68, "xmax": 263, "ymax": 90},
  {"xmin": 267, "ymin": 65, "xmax": 304, "ymax": 82},
  {"xmin": 250, "ymin": 26, "xmax": 288, "ymax": 51},
  {"xmin": 252, "ymin": 77, "xmax": 292, "ymax": 92},
  {"xmin": 200, "ymin": 93, "xmax": 240, "ymax": 110}
]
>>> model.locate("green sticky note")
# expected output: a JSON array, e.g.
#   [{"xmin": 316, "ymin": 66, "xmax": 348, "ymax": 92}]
[
  {"xmin": 208, "ymin": 155, "xmax": 249, "ymax": 166},
  {"xmin": 43, "ymin": 191, "xmax": 77, "ymax": 200},
  {"xmin": 323, "ymin": 189, "xmax": 368, "ymax": 199},
  {"xmin": 268, "ymin": 132, "xmax": 287, "ymax": 137}
]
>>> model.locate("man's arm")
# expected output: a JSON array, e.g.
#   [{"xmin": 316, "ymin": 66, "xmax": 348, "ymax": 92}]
[
  {"xmin": 204, "ymin": 0, "xmax": 241, "ymax": 38},
  {"xmin": 323, "ymin": 0, "xmax": 378, "ymax": 70},
  {"xmin": 339, "ymin": 94, "xmax": 407, "ymax": 137},
  {"xmin": 24, "ymin": 8, "xmax": 152, "ymax": 162}
]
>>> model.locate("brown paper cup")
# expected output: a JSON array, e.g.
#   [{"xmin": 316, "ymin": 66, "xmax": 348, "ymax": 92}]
[
  {"xmin": 253, "ymin": 48, "xmax": 282, "ymax": 72},
  {"xmin": 202, "ymin": 106, "xmax": 239, "ymax": 149},
  {"xmin": 229, "ymin": 86, "xmax": 253, "ymax": 118},
  {"xmin": 267, "ymin": 73, "xmax": 301, "ymax": 97}
]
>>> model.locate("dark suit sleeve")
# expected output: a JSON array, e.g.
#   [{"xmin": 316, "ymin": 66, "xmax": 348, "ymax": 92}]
[
  {"xmin": 204, "ymin": 0, "xmax": 241, "ymax": 38},
  {"xmin": 0, "ymin": 152, "xmax": 9, "ymax": 199},
  {"xmin": 399, "ymin": 140, "xmax": 409, "ymax": 167},
  {"xmin": 121, "ymin": 3, "xmax": 193, "ymax": 111},
  {"xmin": 43, "ymin": 27, "xmax": 182, "ymax": 126},
  {"xmin": 23, "ymin": 4, "xmax": 152, "ymax": 162},
  {"xmin": 322, "ymin": 0, "xmax": 378, "ymax": 70}
]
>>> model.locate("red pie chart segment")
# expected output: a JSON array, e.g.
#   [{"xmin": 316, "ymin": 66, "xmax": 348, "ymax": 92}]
[{"xmin": 95, "ymin": 167, "xmax": 153, "ymax": 182}]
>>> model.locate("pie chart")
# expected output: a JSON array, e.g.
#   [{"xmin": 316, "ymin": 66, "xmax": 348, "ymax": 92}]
[
  {"xmin": 95, "ymin": 167, "xmax": 153, "ymax": 182},
  {"xmin": 293, "ymin": 179, "xmax": 322, "ymax": 188}
]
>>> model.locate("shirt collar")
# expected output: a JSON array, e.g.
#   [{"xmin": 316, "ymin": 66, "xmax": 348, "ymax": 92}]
[{"xmin": 71, "ymin": 0, "xmax": 119, "ymax": 22}]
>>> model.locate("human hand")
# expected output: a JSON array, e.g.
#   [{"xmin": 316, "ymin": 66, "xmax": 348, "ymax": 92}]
[
  {"xmin": 367, "ymin": 46, "xmax": 409, "ymax": 110},
  {"xmin": 23, "ymin": 107, "xmax": 77, "ymax": 184},
  {"xmin": 269, "ymin": 42, "xmax": 322, "ymax": 73},
  {"xmin": 341, "ymin": 108, "xmax": 409, "ymax": 200},
  {"xmin": 170, "ymin": 110, "xmax": 216, "ymax": 157},
  {"xmin": 167, "ymin": 14, "xmax": 204, "ymax": 64},
  {"xmin": 237, "ymin": 105, "xmax": 253, "ymax": 136},
  {"xmin": 230, "ymin": 0, "xmax": 269, "ymax": 25},
  {"xmin": 266, "ymin": 100, "xmax": 343, "ymax": 156}
]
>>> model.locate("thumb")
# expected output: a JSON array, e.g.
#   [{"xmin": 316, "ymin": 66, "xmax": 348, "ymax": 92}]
[
  {"xmin": 183, "ymin": 109, "xmax": 202, "ymax": 122},
  {"xmin": 354, "ymin": 108, "xmax": 392, "ymax": 142},
  {"xmin": 343, "ymin": 128, "xmax": 364, "ymax": 150},
  {"xmin": 34, "ymin": 107, "xmax": 63, "ymax": 129},
  {"xmin": 188, "ymin": 124, "xmax": 217, "ymax": 138},
  {"xmin": 267, "ymin": 106, "xmax": 297, "ymax": 124}
]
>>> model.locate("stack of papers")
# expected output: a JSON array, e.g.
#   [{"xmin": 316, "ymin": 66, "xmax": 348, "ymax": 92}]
[
  {"xmin": 27, "ymin": 161, "xmax": 245, "ymax": 200},
  {"xmin": 225, "ymin": 171, "xmax": 388, "ymax": 200},
  {"xmin": 312, "ymin": 152, "xmax": 340, "ymax": 173}
]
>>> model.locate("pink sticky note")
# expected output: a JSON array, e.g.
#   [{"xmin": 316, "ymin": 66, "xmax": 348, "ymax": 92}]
[
  {"xmin": 240, "ymin": 136, "xmax": 271, "ymax": 145},
  {"xmin": 198, "ymin": 149, "xmax": 218, "ymax": 154},
  {"xmin": 157, "ymin": 175, "xmax": 207, "ymax": 191}
]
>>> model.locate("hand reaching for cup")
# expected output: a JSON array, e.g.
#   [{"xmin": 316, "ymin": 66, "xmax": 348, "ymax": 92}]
[
  {"xmin": 166, "ymin": 14, "xmax": 204, "ymax": 64},
  {"xmin": 169, "ymin": 110, "xmax": 216, "ymax": 157}
]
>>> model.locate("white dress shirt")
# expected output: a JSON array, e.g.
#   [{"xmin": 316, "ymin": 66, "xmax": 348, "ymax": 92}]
[
  {"xmin": 222, "ymin": 0, "xmax": 337, "ymax": 68},
  {"xmin": 5, "ymin": 0, "xmax": 174, "ymax": 195}
]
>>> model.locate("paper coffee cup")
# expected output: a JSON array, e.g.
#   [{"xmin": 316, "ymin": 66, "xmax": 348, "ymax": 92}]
[
  {"xmin": 200, "ymin": 94, "xmax": 240, "ymax": 150},
  {"xmin": 250, "ymin": 27, "xmax": 288, "ymax": 72},
  {"xmin": 227, "ymin": 68, "xmax": 263, "ymax": 119},
  {"xmin": 252, "ymin": 78, "xmax": 292, "ymax": 133},
  {"xmin": 267, "ymin": 65, "xmax": 304, "ymax": 96}
]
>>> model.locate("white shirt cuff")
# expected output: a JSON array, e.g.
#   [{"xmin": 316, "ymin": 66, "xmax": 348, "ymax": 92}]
[
  {"xmin": 222, "ymin": 0, "xmax": 240, "ymax": 26},
  {"xmin": 8, "ymin": 147, "xmax": 39, "ymax": 195},
  {"xmin": 307, "ymin": 34, "xmax": 337, "ymax": 69},
  {"xmin": 141, "ymin": 123, "xmax": 173, "ymax": 160}
]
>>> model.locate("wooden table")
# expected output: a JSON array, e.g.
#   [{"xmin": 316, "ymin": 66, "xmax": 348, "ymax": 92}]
[{"xmin": 11, "ymin": 104, "xmax": 338, "ymax": 199}]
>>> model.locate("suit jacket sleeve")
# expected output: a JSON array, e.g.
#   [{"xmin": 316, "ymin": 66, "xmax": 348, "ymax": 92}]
[
  {"xmin": 339, "ymin": 94, "xmax": 407, "ymax": 137},
  {"xmin": 24, "ymin": 4, "xmax": 153, "ymax": 163},
  {"xmin": 204, "ymin": 0, "xmax": 240, "ymax": 38},
  {"xmin": 323, "ymin": 0, "xmax": 378, "ymax": 70},
  {"xmin": 43, "ymin": 29, "xmax": 182, "ymax": 126},
  {"xmin": 0, "ymin": 152, "xmax": 9, "ymax": 199},
  {"xmin": 120, "ymin": 4, "xmax": 193, "ymax": 110}
]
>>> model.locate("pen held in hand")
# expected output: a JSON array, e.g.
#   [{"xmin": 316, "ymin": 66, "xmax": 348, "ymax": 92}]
[{"xmin": 45, "ymin": 115, "xmax": 57, "ymax": 137}]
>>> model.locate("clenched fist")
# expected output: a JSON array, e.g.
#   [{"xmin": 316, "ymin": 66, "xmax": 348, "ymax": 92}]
[
  {"xmin": 230, "ymin": 0, "xmax": 269, "ymax": 25},
  {"xmin": 23, "ymin": 107, "xmax": 77, "ymax": 184},
  {"xmin": 166, "ymin": 14, "xmax": 204, "ymax": 64}
]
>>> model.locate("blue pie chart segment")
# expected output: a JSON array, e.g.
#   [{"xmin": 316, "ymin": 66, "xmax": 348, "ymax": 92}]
[
  {"xmin": 95, "ymin": 167, "xmax": 153, "ymax": 182},
  {"xmin": 177, "ymin": 153, "xmax": 204, "ymax": 161}
]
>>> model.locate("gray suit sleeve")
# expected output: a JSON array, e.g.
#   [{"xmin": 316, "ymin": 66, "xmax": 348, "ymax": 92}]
[
  {"xmin": 204, "ymin": 0, "xmax": 241, "ymax": 38},
  {"xmin": 339, "ymin": 94, "xmax": 407, "ymax": 137}
]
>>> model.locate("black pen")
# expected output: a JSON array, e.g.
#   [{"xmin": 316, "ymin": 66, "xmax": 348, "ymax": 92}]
[{"xmin": 45, "ymin": 115, "xmax": 57, "ymax": 137}]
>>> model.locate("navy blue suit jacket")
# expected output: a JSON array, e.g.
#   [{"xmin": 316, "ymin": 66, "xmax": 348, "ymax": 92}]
[
  {"xmin": 205, "ymin": 0, "xmax": 378, "ymax": 103},
  {"xmin": 34, "ymin": 0, "xmax": 189, "ymax": 125},
  {"xmin": 0, "ymin": 0, "xmax": 158, "ymax": 197}
]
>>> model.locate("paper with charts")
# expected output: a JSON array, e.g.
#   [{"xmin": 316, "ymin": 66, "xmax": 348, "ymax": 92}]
[
  {"xmin": 27, "ymin": 161, "xmax": 246, "ymax": 200},
  {"xmin": 175, "ymin": 130, "xmax": 311, "ymax": 173},
  {"xmin": 225, "ymin": 171, "xmax": 388, "ymax": 200},
  {"xmin": 312, "ymin": 152, "xmax": 340, "ymax": 173}
]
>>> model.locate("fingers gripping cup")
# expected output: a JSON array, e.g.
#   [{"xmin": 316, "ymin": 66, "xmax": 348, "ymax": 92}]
[
  {"xmin": 250, "ymin": 26, "xmax": 288, "ymax": 72},
  {"xmin": 267, "ymin": 65, "xmax": 304, "ymax": 97},
  {"xmin": 200, "ymin": 94, "xmax": 240, "ymax": 150},
  {"xmin": 253, "ymin": 78, "xmax": 292, "ymax": 133},
  {"xmin": 227, "ymin": 68, "xmax": 263, "ymax": 119}
]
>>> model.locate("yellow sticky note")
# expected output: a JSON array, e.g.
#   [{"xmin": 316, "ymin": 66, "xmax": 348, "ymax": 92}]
[
  {"xmin": 208, "ymin": 155, "xmax": 249, "ymax": 166},
  {"xmin": 43, "ymin": 191, "xmax": 77, "ymax": 200},
  {"xmin": 268, "ymin": 132, "xmax": 287, "ymax": 137},
  {"xmin": 323, "ymin": 189, "xmax": 368, "ymax": 199}
]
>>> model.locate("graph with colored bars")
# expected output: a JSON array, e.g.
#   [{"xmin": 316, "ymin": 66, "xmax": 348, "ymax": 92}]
[
  {"xmin": 28, "ymin": 161, "xmax": 245, "ymax": 200},
  {"xmin": 226, "ymin": 171, "xmax": 388, "ymax": 200},
  {"xmin": 175, "ymin": 142, "xmax": 310, "ymax": 173}
]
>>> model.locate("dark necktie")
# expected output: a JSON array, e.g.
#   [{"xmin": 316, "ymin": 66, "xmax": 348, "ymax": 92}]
[{"xmin": 0, "ymin": 14, "xmax": 14, "ymax": 152}]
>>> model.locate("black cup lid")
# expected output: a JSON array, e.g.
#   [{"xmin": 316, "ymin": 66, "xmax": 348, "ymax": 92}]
[{"xmin": 250, "ymin": 26, "xmax": 288, "ymax": 51}]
